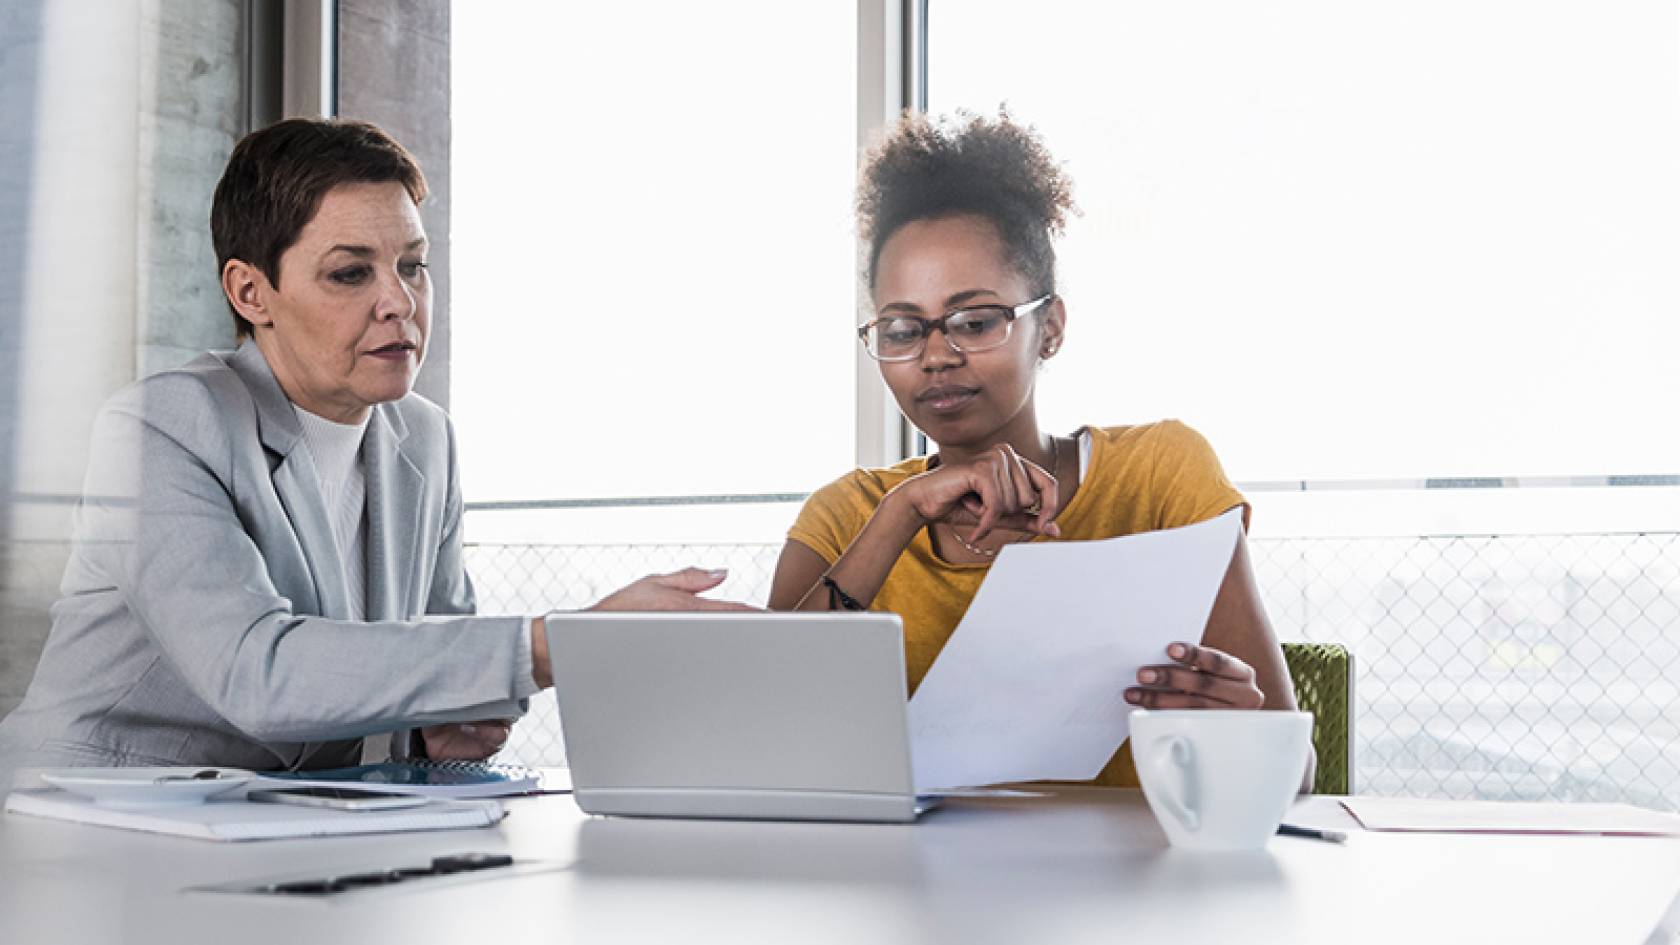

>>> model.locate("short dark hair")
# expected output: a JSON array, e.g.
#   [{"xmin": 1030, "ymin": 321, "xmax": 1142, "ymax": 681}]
[
  {"xmin": 858, "ymin": 110, "xmax": 1075, "ymax": 294},
  {"xmin": 211, "ymin": 118, "xmax": 427, "ymax": 338}
]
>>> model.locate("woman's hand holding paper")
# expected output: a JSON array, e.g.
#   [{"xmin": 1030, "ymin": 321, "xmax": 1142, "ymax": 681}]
[{"xmin": 1125, "ymin": 642, "xmax": 1265, "ymax": 710}]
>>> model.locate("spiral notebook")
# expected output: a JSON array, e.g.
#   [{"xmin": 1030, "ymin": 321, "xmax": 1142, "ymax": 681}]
[
  {"xmin": 3, "ymin": 789, "xmax": 506, "ymax": 842},
  {"xmin": 259, "ymin": 761, "xmax": 545, "ymax": 799}
]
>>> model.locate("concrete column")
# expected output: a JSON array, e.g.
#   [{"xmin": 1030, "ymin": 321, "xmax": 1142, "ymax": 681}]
[
  {"xmin": 136, "ymin": 0, "xmax": 245, "ymax": 377},
  {"xmin": 0, "ymin": 0, "xmax": 245, "ymax": 717}
]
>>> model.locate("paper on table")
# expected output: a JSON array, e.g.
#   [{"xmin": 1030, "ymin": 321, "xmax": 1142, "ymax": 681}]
[
  {"xmin": 1340, "ymin": 796, "xmax": 1680, "ymax": 836},
  {"xmin": 908, "ymin": 508, "xmax": 1244, "ymax": 792}
]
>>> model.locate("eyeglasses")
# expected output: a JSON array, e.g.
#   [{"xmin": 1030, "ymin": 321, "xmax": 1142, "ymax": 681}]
[{"xmin": 857, "ymin": 294, "xmax": 1052, "ymax": 362}]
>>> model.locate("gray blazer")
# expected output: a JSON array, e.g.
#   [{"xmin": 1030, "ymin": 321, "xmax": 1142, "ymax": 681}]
[{"xmin": 0, "ymin": 342, "xmax": 533, "ymax": 783}]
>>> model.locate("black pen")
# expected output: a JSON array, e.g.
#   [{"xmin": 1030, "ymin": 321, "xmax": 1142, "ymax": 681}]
[{"xmin": 1277, "ymin": 823, "xmax": 1348, "ymax": 844}]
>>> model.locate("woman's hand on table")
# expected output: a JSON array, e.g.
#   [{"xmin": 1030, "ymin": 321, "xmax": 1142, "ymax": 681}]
[
  {"xmin": 421, "ymin": 719, "xmax": 512, "ymax": 760},
  {"xmin": 893, "ymin": 444, "xmax": 1060, "ymax": 541},
  {"xmin": 1125, "ymin": 642, "xmax": 1265, "ymax": 710}
]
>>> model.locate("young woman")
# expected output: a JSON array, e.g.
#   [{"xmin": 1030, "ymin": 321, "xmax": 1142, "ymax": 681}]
[{"xmin": 768, "ymin": 112, "xmax": 1309, "ymax": 789}]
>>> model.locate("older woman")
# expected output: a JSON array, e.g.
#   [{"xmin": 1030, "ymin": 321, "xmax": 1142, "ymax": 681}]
[
  {"xmin": 0, "ymin": 119, "xmax": 741, "ymax": 787},
  {"xmin": 769, "ymin": 112, "xmax": 1311, "ymax": 789}
]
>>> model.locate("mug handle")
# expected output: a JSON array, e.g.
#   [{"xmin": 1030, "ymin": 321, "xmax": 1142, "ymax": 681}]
[{"xmin": 1146, "ymin": 735, "xmax": 1201, "ymax": 832}]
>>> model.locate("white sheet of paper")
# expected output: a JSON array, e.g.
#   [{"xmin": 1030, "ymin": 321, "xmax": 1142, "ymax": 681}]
[
  {"xmin": 1340, "ymin": 796, "xmax": 1680, "ymax": 836},
  {"xmin": 908, "ymin": 508, "xmax": 1244, "ymax": 792}
]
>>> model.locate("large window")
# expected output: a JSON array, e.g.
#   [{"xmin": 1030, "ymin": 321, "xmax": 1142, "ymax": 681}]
[
  {"xmin": 931, "ymin": 0, "xmax": 1680, "ymax": 493},
  {"xmin": 931, "ymin": 0, "xmax": 1680, "ymax": 807},
  {"xmin": 451, "ymin": 2, "xmax": 859, "ymax": 546}
]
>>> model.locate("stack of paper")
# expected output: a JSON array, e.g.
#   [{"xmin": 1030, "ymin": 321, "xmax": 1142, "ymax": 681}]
[{"xmin": 1340, "ymin": 796, "xmax": 1680, "ymax": 836}]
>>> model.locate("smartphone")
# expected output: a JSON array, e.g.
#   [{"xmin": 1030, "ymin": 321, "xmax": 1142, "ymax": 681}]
[{"xmin": 247, "ymin": 786, "xmax": 429, "ymax": 811}]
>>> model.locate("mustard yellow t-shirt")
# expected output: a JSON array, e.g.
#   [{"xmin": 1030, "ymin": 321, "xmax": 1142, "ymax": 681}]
[{"xmin": 786, "ymin": 420, "xmax": 1247, "ymax": 787}]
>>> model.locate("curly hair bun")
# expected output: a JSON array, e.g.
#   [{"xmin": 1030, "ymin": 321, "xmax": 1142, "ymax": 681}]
[{"xmin": 859, "ymin": 109, "xmax": 1076, "ymax": 292}]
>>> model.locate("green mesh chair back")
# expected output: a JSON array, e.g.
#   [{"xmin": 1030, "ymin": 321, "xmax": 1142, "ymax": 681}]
[{"xmin": 1281, "ymin": 642, "xmax": 1353, "ymax": 794}]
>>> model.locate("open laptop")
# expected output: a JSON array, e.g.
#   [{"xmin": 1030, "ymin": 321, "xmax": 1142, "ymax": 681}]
[{"xmin": 546, "ymin": 611, "xmax": 937, "ymax": 823}]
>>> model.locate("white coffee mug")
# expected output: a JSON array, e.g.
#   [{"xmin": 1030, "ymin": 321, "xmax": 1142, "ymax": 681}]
[{"xmin": 1131, "ymin": 709, "xmax": 1313, "ymax": 851}]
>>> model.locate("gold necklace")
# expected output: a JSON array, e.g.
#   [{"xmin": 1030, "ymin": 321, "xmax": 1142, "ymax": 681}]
[{"xmin": 949, "ymin": 435, "xmax": 1061, "ymax": 559}]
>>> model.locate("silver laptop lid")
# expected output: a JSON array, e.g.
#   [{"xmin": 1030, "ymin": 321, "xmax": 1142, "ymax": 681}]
[{"xmin": 547, "ymin": 611, "xmax": 914, "ymax": 822}]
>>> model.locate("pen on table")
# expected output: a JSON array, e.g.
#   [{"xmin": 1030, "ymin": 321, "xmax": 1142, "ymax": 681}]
[{"xmin": 1277, "ymin": 823, "xmax": 1348, "ymax": 844}]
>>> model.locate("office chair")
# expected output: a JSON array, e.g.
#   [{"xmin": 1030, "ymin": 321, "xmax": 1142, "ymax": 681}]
[{"xmin": 1282, "ymin": 642, "xmax": 1354, "ymax": 794}]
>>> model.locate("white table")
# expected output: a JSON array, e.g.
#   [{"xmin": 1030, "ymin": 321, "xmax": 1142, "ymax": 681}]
[{"xmin": 1, "ymin": 788, "xmax": 1677, "ymax": 945}]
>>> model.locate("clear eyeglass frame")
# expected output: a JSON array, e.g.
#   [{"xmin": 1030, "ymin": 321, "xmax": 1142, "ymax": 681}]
[{"xmin": 857, "ymin": 294, "xmax": 1053, "ymax": 362}]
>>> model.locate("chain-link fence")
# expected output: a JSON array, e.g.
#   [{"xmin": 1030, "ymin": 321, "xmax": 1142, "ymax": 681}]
[{"xmin": 467, "ymin": 531, "xmax": 1680, "ymax": 810}]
